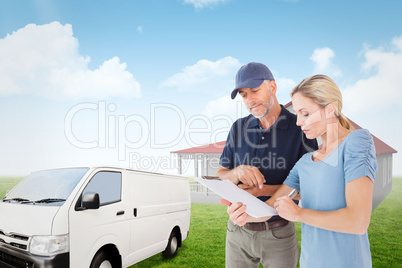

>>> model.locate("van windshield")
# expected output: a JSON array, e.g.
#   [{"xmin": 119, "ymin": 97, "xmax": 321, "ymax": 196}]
[{"xmin": 2, "ymin": 167, "xmax": 89, "ymax": 205}]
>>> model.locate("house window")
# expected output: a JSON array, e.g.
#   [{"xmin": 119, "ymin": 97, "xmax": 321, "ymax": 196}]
[
  {"xmin": 83, "ymin": 171, "xmax": 122, "ymax": 206},
  {"xmin": 388, "ymin": 157, "xmax": 392, "ymax": 184}
]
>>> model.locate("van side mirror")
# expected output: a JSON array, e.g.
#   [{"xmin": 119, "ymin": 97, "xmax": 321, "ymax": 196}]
[{"xmin": 82, "ymin": 193, "xmax": 100, "ymax": 210}]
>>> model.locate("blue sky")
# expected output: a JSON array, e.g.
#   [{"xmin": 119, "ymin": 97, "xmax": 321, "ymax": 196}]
[{"xmin": 0, "ymin": 0, "xmax": 401, "ymax": 176}]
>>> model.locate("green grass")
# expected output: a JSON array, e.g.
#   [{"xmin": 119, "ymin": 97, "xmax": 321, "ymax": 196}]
[
  {"xmin": 0, "ymin": 177, "xmax": 23, "ymax": 198},
  {"xmin": 1, "ymin": 177, "xmax": 401, "ymax": 267},
  {"xmin": 368, "ymin": 178, "xmax": 402, "ymax": 267}
]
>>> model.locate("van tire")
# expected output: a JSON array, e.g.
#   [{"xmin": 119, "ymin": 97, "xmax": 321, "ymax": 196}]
[
  {"xmin": 90, "ymin": 250, "xmax": 117, "ymax": 268},
  {"xmin": 162, "ymin": 230, "xmax": 179, "ymax": 258}
]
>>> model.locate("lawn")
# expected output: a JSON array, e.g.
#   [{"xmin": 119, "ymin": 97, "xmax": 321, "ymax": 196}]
[
  {"xmin": 0, "ymin": 177, "xmax": 23, "ymax": 198},
  {"xmin": 1, "ymin": 177, "xmax": 401, "ymax": 267}
]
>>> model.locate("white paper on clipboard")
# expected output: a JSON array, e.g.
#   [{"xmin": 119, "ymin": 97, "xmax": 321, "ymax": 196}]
[{"xmin": 194, "ymin": 176, "xmax": 278, "ymax": 218}]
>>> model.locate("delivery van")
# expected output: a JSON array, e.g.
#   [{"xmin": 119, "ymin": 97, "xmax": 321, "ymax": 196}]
[{"xmin": 0, "ymin": 167, "xmax": 191, "ymax": 268}]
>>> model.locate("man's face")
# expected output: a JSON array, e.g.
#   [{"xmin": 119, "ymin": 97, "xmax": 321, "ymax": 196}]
[{"xmin": 238, "ymin": 81, "xmax": 275, "ymax": 118}]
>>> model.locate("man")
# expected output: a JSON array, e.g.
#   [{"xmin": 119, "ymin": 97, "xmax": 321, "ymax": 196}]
[{"xmin": 217, "ymin": 62, "xmax": 318, "ymax": 267}]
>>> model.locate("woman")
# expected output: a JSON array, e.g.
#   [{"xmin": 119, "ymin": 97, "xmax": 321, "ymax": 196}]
[{"xmin": 222, "ymin": 74, "xmax": 378, "ymax": 267}]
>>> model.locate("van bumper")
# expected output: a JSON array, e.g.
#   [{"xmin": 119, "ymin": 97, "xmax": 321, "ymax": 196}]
[{"xmin": 0, "ymin": 245, "xmax": 69, "ymax": 268}]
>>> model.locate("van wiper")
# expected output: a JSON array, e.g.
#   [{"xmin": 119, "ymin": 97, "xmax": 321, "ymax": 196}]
[
  {"xmin": 2, "ymin": 197, "xmax": 66, "ymax": 204},
  {"xmin": 32, "ymin": 198, "xmax": 66, "ymax": 203},
  {"xmin": 2, "ymin": 197, "xmax": 30, "ymax": 202}
]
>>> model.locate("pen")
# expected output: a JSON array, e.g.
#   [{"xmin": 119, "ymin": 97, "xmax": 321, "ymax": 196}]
[{"xmin": 288, "ymin": 189, "xmax": 298, "ymax": 199}]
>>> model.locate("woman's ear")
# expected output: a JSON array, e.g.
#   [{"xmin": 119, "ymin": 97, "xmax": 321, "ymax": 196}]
[{"xmin": 325, "ymin": 103, "xmax": 337, "ymax": 118}]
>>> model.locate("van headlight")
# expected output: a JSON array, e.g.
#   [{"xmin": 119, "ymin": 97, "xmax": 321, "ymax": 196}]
[{"xmin": 29, "ymin": 235, "xmax": 69, "ymax": 256}]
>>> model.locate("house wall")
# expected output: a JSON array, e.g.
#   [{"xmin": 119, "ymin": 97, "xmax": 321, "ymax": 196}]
[
  {"xmin": 204, "ymin": 154, "xmax": 221, "ymax": 176},
  {"xmin": 372, "ymin": 154, "xmax": 393, "ymax": 210}
]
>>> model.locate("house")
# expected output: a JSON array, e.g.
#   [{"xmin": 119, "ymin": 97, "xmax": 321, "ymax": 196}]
[
  {"xmin": 171, "ymin": 141, "xmax": 225, "ymax": 178},
  {"xmin": 171, "ymin": 103, "xmax": 397, "ymax": 210}
]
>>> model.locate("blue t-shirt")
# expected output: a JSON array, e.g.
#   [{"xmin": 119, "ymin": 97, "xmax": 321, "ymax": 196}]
[
  {"xmin": 220, "ymin": 106, "xmax": 318, "ymax": 201},
  {"xmin": 284, "ymin": 129, "xmax": 378, "ymax": 268}
]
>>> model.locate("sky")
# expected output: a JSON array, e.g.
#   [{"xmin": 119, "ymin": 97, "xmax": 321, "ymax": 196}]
[{"xmin": 0, "ymin": 0, "xmax": 401, "ymax": 176}]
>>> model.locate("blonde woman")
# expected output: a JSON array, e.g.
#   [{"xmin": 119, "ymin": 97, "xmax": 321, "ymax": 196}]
[{"xmin": 221, "ymin": 75, "xmax": 378, "ymax": 267}]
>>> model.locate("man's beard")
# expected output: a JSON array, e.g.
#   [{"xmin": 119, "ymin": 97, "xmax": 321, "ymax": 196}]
[{"xmin": 249, "ymin": 98, "xmax": 274, "ymax": 119}]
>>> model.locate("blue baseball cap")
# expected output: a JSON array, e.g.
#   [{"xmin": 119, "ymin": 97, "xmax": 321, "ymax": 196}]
[{"xmin": 231, "ymin": 62, "xmax": 275, "ymax": 99}]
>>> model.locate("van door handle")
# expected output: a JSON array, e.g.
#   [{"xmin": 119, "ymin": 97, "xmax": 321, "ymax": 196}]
[
  {"xmin": 134, "ymin": 208, "xmax": 137, "ymax": 217},
  {"xmin": 116, "ymin": 210, "xmax": 125, "ymax": 216}
]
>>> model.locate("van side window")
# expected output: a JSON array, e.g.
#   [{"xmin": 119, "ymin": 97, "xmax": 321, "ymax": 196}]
[{"xmin": 83, "ymin": 171, "xmax": 122, "ymax": 206}]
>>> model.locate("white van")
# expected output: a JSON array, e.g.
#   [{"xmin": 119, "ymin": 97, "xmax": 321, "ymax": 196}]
[{"xmin": 0, "ymin": 167, "xmax": 191, "ymax": 268}]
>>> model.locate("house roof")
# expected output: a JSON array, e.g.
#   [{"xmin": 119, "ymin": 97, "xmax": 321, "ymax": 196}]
[
  {"xmin": 172, "ymin": 102, "xmax": 397, "ymax": 156},
  {"xmin": 171, "ymin": 141, "xmax": 226, "ymax": 154},
  {"xmin": 349, "ymin": 121, "xmax": 397, "ymax": 155}
]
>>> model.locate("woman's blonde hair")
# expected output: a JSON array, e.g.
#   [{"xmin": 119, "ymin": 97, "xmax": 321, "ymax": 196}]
[{"xmin": 291, "ymin": 74, "xmax": 354, "ymax": 131}]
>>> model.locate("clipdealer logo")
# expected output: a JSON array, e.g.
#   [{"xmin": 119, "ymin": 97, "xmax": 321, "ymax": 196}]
[{"xmin": 64, "ymin": 101, "xmax": 241, "ymax": 162}]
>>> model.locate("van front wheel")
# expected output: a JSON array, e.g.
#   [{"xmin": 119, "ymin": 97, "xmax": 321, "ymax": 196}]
[
  {"xmin": 162, "ymin": 230, "xmax": 179, "ymax": 258},
  {"xmin": 90, "ymin": 251, "xmax": 115, "ymax": 268}
]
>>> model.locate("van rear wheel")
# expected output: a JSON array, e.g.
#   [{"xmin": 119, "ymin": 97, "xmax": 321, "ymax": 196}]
[{"xmin": 162, "ymin": 230, "xmax": 179, "ymax": 258}]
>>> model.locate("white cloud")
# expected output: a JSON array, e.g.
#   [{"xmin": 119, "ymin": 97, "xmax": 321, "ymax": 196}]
[
  {"xmin": 343, "ymin": 35, "xmax": 402, "ymax": 113},
  {"xmin": 159, "ymin": 56, "xmax": 241, "ymax": 96},
  {"xmin": 275, "ymin": 77, "xmax": 297, "ymax": 104},
  {"xmin": 183, "ymin": 0, "xmax": 228, "ymax": 9},
  {"xmin": 310, "ymin": 47, "xmax": 341, "ymax": 77},
  {"xmin": 0, "ymin": 21, "xmax": 141, "ymax": 99},
  {"xmin": 137, "ymin": 26, "xmax": 143, "ymax": 33},
  {"xmin": 341, "ymin": 35, "xmax": 402, "ymax": 176},
  {"xmin": 203, "ymin": 95, "xmax": 246, "ymax": 118}
]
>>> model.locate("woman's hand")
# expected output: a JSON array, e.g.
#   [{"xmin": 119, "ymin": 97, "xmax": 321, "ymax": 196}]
[
  {"xmin": 219, "ymin": 199, "xmax": 253, "ymax": 226},
  {"xmin": 273, "ymin": 196, "xmax": 302, "ymax": 222}
]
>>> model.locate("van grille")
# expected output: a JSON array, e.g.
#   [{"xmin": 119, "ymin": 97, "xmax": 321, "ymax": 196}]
[
  {"xmin": 0, "ymin": 250, "xmax": 34, "ymax": 268},
  {"xmin": 0, "ymin": 230, "xmax": 30, "ymax": 251}
]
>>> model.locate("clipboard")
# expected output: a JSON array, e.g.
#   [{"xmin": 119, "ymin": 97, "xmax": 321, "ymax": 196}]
[{"xmin": 194, "ymin": 176, "xmax": 278, "ymax": 218}]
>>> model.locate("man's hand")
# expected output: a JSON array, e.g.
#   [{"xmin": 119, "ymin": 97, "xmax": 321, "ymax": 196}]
[
  {"xmin": 238, "ymin": 184, "xmax": 261, "ymax": 197},
  {"xmin": 238, "ymin": 183, "xmax": 281, "ymax": 197},
  {"xmin": 234, "ymin": 165, "xmax": 265, "ymax": 189}
]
